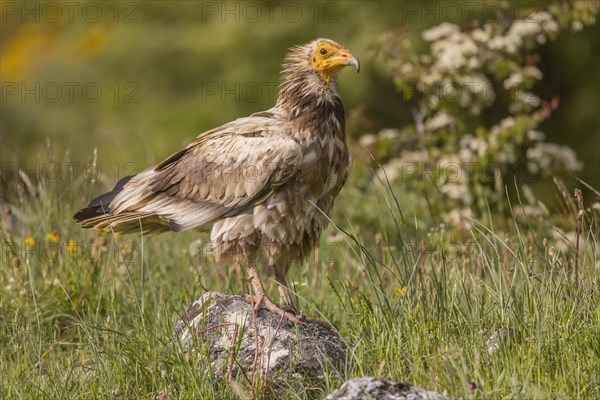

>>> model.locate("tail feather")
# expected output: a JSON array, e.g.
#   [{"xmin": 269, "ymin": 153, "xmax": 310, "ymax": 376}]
[
  {"xmin": 74, "ymin": 161, "xmax": 229, "ymax": 234},
  {"xmin": 74, "ymin": 175, "xmax": 163, "ymax": 233},
  {"xmin": 77, "ymin": 211, "xmax": 170, "ymax": 233}
]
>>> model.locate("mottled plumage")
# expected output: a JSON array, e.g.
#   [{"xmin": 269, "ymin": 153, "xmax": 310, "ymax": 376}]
[{"xmin": 75, "ymin": 38, "xmax": 358, "ymax": 322}]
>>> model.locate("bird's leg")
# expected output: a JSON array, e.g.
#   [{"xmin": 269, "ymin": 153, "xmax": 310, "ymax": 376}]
[
  {"xmin": 233, "ymin": 261, "xmax": 243, "ymax": 290},
  {"xmin": 274, "ymin": 267, "xmax": 298, "ymax": 314},
  {"xmin": 244, "ymin": 263, "xmax": 267, "ymax": 308},
  {"xmin": 244, "ymin": 263, "xmax": 302, "ymax": 324}
]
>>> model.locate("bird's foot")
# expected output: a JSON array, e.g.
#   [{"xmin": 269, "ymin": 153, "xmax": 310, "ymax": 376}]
[
  {"xmin": 243, "ymin": 294, "xmax": 333, "ymax": 329},
  {"xmin": 281, "ymin": 303, "xmax": 300, "ymax": 315},
  {"xmin": 244, "ymin": 293, "xmax": 304, "ymax": 324}
]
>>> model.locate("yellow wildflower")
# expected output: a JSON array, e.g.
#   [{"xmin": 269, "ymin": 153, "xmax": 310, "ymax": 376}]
[
  {"xmin": 395, "ymin": 287, "xmax": 408, "ymax": 297},
  {"xmin": 47, "ymin": 232, "xmax": 60, "ymax": 243},
  {"xmin": 66, "ymin": 240, "xmax": 78, "ymax": 255},
  {"xmin": 24, "ymin": 236, "xmax": 35, "ymax": 248}
]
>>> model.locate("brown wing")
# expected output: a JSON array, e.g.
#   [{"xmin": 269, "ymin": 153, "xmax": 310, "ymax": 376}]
[{"xmin": 75, "ymin": 115, "xmax": 302, "ymax": 233}]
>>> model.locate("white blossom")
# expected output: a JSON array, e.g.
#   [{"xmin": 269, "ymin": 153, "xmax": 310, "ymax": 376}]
[
  {"xmin": 425, "ymin": 111, "xmax": 455, "ymax": 131},
  {"xmin": 374, "ymin": 150, "xmax": 429, "ymax": 184},
  {"xmin": 489, "ymin": 12, "xmax": 558, "ymax": 54},
  {"xmin": 498, "ymin": 117, "xmax": 516, "ymax": 129},
  {"xmin": 437, "ymin": 155, "xmax": 471, "ymax": 203},
  {"xmin": 358, "ymin": 134, "xmax": 377, "ymax": 148},
  {"xmin": 400, "ymin": 149, "xmax": 429, "ymax": 164},
  {"xmin": 428, "ymin": 94, "xmax": 440, "ymax": 108},
  {"xmin": 523, "ymin": 66, "xmax": 543, "ymax": 80},
  {"xmin": 508, "ymin": 20, "xmax": 543, "ymax": 40},
  {"xmin": 458, "ymin": 148, "xmax": 475, "ymax": 163},
  {"xmin": 527, "ymin": 142, "xmax": 583, "ymax": 172},
  {"xmin": 377, "ymin": 128, "xmax": 400, "ymax": 141},
  {"xmin": 400, "ymin": 63, "xmax": 415, "ymax": 75},
  {"xmin": 446, "ymin": 208, "xmax": 474, "ymax": 230},
  {"xmin": 488, "ymin": 36, "xmax": 519, "ymax": 54},
  {"xmin": 471, "ymin": 28, "xmax": 490, "ymax": 43},
  {"xmin": 431, "ymin": 33, "xmax": 478, "ymax": 71},
  {"xmin": 504, "ymin": 72, "xmax": 523, "ymax": 89},
  {"xmin": 527, "ymin": 129, "xmax": 546, "ymax": 141},
  {"xmin": 441, "ymin": 182, "xmax": 470, "ymax": 201},
  {"xmin": 533, "ymin": 11, "xmax": 559, "ymax": 33},
  {"xmin": 375, "ymin": 159, "xmax": 403, "ymax": 183},
  {"xmin": 504, "ymin": 67, "xmax": 541, "ymax": 90},
  {"xmin": 467, "ymin": 56, "xmax": 481, "ymax": 70},
  {"xmin": 422, "ymin": 22, "xmax": 460, "ymax": 41},
  {"xmin": 421, "ymin": 70, "xmax": 442, "ymax": 86},
  {"xmin": 459, "ymin": 134, "xmax": 489, "ymax": 159}
]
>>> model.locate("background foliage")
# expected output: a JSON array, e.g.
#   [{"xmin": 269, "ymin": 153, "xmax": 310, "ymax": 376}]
[
  {"xmin": 1, "ymin": 1, "xmax": 598, "ymax": 200},
  {"xmin": 1, "ymin": 1, "xmax": 600, "ymax": 399}
]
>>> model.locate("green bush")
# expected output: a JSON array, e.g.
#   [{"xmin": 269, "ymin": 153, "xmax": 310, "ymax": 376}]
[{"xmin": 365, "ymin": 2, "xmax": 598, "ymax": 229}]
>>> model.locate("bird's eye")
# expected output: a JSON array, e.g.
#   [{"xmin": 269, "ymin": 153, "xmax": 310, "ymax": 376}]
[{"xmin": 320, "ymin": 48, "xmax": 327, "ymax": 55}]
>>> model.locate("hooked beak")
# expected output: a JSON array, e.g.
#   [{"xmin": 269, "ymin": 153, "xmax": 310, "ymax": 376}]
[
  {"xmin": 346, "ymin": 56, "xmax": 360, "ymax": 73},
  {"xmin": 333, "ymin": 47, "xmax": 360, "ymax": 73},
  {"xmin": 316, "ymin": 47, "xmax": 361, "ymax": 83}
]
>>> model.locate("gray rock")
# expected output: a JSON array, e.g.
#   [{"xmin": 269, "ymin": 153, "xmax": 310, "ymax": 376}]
[
  {"xmin": 174, "ymin": 292, "xmax": 346, "ymax": 389},
  {"xmin": 325, "ymin": 377, "xmax": 450, "ymax": 400}
]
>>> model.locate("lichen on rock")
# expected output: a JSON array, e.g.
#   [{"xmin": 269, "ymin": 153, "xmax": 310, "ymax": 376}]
[
  {"xmin": 325, "ymin": 377, "xmax": 450, "ymax": 400},
  {"xmin": 174, "ymin": 292, "xmax": 347, "ymax": 390}
]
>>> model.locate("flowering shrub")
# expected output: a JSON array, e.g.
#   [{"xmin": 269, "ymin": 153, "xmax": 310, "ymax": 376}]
[{"xmin": 368, "ymin": 2, "xmax": 598, "ymax": 228}]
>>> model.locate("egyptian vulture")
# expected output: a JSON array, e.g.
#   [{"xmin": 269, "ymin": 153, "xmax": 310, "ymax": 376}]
[{"xmin": 75, "ymin": 38, "xmax": 359, "ymax": 323}]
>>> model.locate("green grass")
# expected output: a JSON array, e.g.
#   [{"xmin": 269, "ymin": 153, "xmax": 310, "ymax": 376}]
[{"xmin": 1, "ymin": 171, "xmax": 599, "ymax": 399}]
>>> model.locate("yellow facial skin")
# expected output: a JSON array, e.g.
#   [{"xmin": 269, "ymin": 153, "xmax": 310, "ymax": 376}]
[{"xmin": 311, "ymin": 41, "xmax": 360, "ymax": 84}]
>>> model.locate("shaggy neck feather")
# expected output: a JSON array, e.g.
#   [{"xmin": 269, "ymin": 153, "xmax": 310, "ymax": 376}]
[{"xmin": 275, "ymin": 45, "xmax": 342, "ymax": 116}]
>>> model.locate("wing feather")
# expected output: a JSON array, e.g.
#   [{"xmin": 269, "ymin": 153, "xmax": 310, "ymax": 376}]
[{"xmin": 77, "ymin": 115, "xmax": 303, "ymax": 233}]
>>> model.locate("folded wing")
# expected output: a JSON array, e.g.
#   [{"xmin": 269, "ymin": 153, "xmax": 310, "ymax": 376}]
[{"xmin": 74, "ymin": 116, "xmax": 302, "ymax": 233}]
